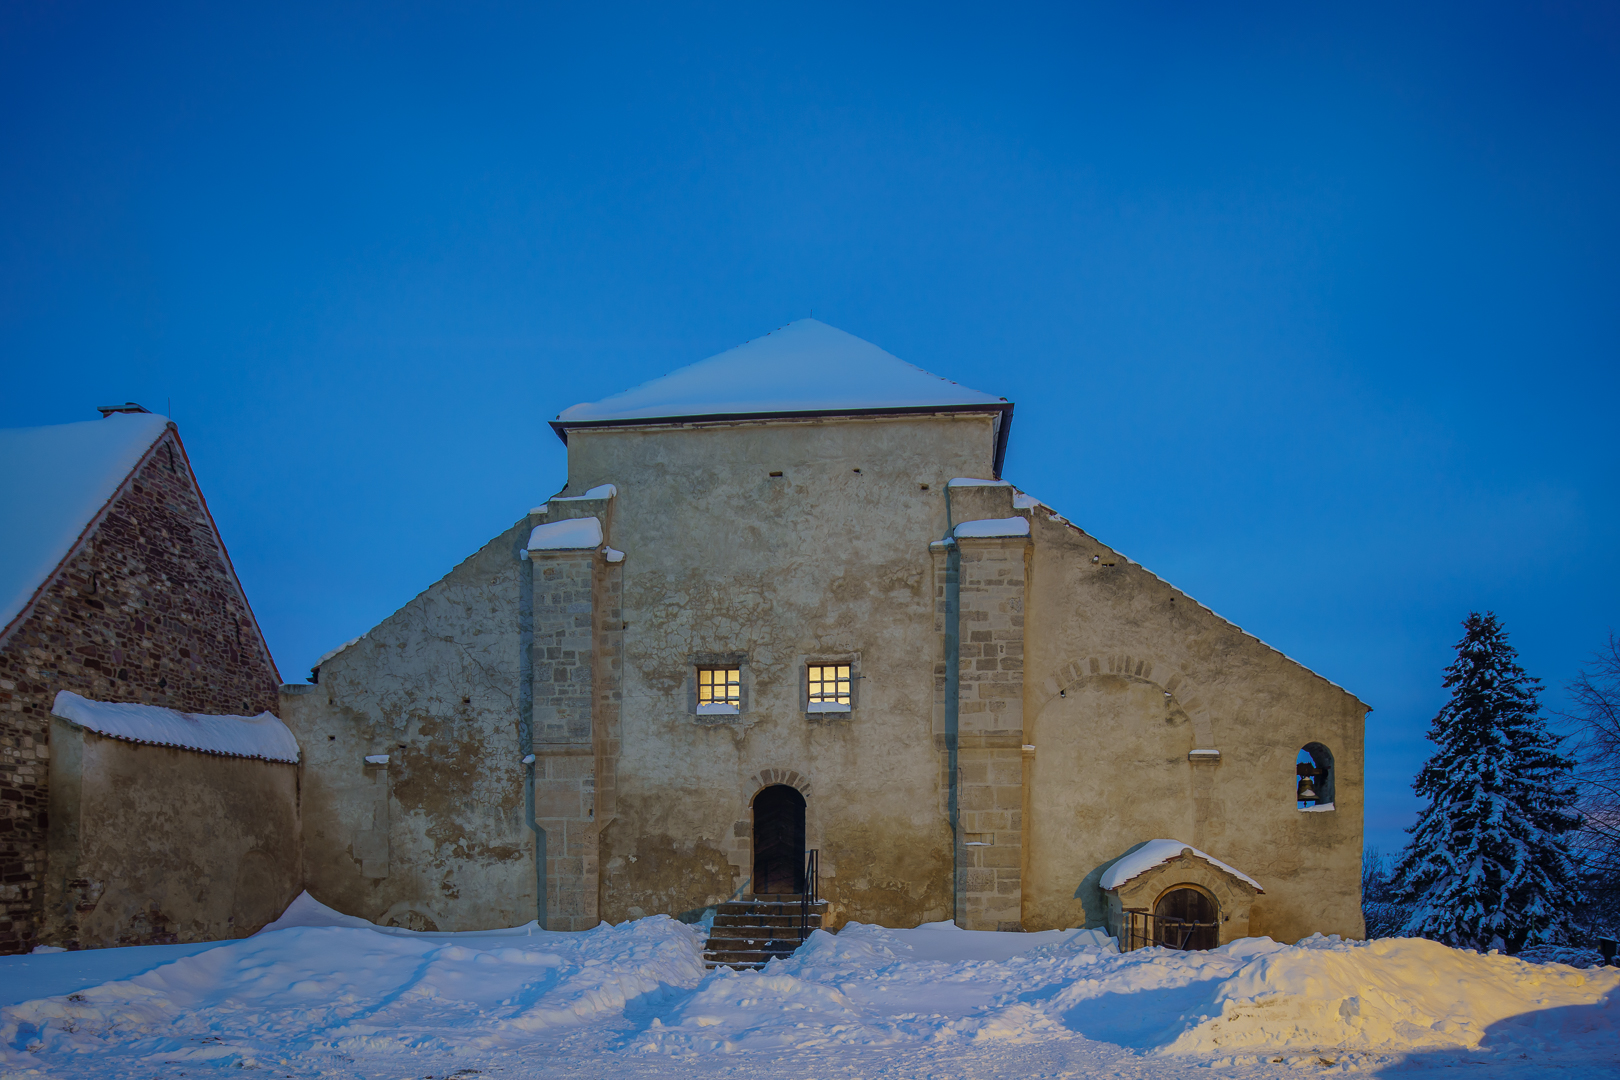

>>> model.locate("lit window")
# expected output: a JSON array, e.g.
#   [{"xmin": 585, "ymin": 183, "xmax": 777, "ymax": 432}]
[
  {"xmin": 807, "ymin": 664, "xmax": 852, "ymax": 712},
  {"xmin": 698, "ymin": 666, "xmax": 741, "ymax": 711}
]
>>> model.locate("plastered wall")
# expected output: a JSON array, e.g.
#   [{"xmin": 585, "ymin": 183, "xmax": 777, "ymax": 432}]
[
  {"xmin": 280, "ymin": 521, "xmax": 540, "ymax": 931},
  {"xmin": 568, "ymin": 415, "xmax": 999, "ymax": 930},
  {"xmin": 43, "ymin": 722, "xmax": 299, "ymax": 947},
  {"xmin": 1019, "ymin": 508, "xmax": 1367, "ymax": 942}
]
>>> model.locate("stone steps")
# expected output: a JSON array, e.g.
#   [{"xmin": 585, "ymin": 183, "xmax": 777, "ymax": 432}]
[{"xmin": 703, "ymin": 896, "xmax": 827, "ymax": 970}]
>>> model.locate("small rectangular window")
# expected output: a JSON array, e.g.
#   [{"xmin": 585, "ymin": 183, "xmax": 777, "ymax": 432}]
[
  {"xmin": 697, "ymin": 666, "xmax": 741, "ymax": 712},
  {"xmin": 807, "ymin": 663, "xmax": 852, "ymax": 712}
]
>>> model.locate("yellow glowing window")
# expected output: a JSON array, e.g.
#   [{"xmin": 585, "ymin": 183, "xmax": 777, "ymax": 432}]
[
  {"xmin": 807, "ymin": 664, "xmax": 852, "ymax": 706},
  {"xmin": 697, "ymin": 666, "xmax": 741, "ymax": 706}
]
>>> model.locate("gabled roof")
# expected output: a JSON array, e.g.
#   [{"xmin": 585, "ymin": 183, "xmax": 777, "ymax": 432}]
[
  {"xmin": 554, "ymin": 320, "xmax": 1013, "ymax": 470},
  {"xmin": 0, "ymin": 412, "xmax": 171, "ymax": 633}
]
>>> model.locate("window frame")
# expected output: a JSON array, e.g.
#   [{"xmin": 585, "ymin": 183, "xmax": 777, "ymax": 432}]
[
  {"xmin": 802, "ymin": 655, "xmax": 859, "ymax": 716},
  {"xmin": 688, "ymin": 652, "xmax": 749, "ymax": 719},
  {"xmin": 805, "ymin": 662, "xmax": 852, "ymax": 712},
  {"xmin": 696, "ymin": 665, "xmax": 742, "ymax": 713}
]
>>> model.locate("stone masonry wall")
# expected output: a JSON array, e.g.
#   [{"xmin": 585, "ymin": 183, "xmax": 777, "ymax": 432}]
[
  {"xmin": 0, "ymin": 428, "xmax": 281, "ymax": 953},
  {"xmin": 530, "ymin": 548, "xmax": 602, "ymax": 931},
  {"xmin": 953, "ymin": 536, "xmax": 1030, "ymax": 932}
]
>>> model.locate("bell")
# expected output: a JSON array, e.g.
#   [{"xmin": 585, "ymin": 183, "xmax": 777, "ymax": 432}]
[{"xmin": 1297, "ymin": 775, "xmax": 1318, "ymax": 803}]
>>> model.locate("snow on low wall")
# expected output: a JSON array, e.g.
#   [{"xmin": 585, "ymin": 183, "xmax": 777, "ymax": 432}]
[{"xmin": 51, "ymin": 691, "xmax": 299, "ymax": 763}]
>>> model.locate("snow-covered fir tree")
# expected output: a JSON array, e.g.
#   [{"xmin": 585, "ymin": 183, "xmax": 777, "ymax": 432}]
[{"xmin": 1394, "ymin": 612, "xmax": 1582, "ymax": 953}]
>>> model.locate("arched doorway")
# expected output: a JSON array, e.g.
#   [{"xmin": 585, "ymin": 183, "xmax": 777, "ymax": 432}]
[
  {"xmin": 752, "ymin": 785, "xmax": 805, "ymax": 895},
  {"xmin": 1153, "ymin": 886, "xmax": 1219, "ymax": 951}
]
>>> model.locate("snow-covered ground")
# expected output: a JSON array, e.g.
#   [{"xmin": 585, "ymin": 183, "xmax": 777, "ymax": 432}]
[{"xmin": 2, "ymin": 895, "xmax": 1615, "ymax": 1079}]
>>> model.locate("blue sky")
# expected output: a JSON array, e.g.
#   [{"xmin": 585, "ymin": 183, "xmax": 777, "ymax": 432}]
[{"xmin": 3, "ymin": 1, "xmax": 1615, "ymax": 854}]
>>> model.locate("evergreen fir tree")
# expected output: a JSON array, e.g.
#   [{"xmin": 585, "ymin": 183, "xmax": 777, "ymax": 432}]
[{"xmin": 1393, "ymin": 612, "xmax": 1582, "ymax": 953}]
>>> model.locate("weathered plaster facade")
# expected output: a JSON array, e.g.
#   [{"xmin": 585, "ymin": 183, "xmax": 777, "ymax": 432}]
[
  {"xmin": 287, "ymin": 322, "xmax": 1367, "ymax": 943},
  {"xmin": 279, "ymin": 521, "xmax": 540, "ymax": 931},
  {"xmin": 0, "ymin": 422, "xmax": 282, "ymax": 953},
  {"xmin": 43, "ymin": 720, "xmax": 300, "ymax": 948}
]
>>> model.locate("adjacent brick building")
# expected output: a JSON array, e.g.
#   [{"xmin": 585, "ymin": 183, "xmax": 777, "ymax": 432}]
[{"xmin": 0, "ymin": 406, "xmax": 282, "ymax": 953}]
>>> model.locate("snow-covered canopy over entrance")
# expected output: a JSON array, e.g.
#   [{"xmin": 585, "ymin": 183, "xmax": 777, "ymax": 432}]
[
  {"xmin": 0, "ymin": 412, "xmax": 171, "ymax": 635},
  {"xmin": 555, "ymin": 319, "xmax": 1009, "ymax": 429},
  {"xmin": 52, "ymin": 690, "xmax": 300, "ymax": 763},
  {"xmin": 1100, "ymin": 839, "xmax": 1264, "ymax": 893}
]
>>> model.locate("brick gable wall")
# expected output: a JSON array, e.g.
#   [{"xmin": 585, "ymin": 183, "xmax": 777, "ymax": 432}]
[{"xmin": 0, "ymin": 428, "xmax": 280, "ymax": 953}]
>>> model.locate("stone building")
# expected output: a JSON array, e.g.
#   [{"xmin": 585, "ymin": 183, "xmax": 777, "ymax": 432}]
[
  {"xmin": 0, "ymin": 406, "xmax": 290, "ymax": 953},
  {"xmin": 283, "ymin": 320, "xmax": 1367, "ymax": 944}
]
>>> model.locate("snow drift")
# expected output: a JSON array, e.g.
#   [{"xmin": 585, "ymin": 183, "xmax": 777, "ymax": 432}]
[{"xmin": 2, "ymin": 899, "xmax": 1614, "ymax": 1077}]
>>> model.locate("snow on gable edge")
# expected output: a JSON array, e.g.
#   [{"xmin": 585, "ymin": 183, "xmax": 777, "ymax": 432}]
[
  {"xmin": 549, "ymin": 483, "xmax": 617, "ymax": 503},
  {"xmin": 1100, "ymin": 838, "xmax": 1263, "ymax": 893},
  {"xmin": 1010, "ymin": 486, "xmax": 1367, "ymax": 709},
  {"xmin": 315, "ymin": 634, "xmax": 367, "ymax": 669},
  {"xmin": 307, "ymin": 513, "xmax": 543, "ymax": 685},
  {"xmin": 51, "ymin": 690, "xmax": 300, "ymax": 764}
]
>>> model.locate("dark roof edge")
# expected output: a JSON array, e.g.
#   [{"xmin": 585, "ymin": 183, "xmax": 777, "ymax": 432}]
[
  {"xmin": 550, "ymin": 401, "xmax": 1015, "ymax": 461},
  {"xmin": 992, "ymin": 406, "xmax": 1014, "ymax": 479}
]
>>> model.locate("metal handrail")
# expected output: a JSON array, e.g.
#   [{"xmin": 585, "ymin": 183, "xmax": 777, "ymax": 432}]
[
  {"xmin": 800, "ymin": 849, "xmax": 820, "ymax": 941},
  {"xmin": 1124, "ymin": 908, "xmax": 1218, "ymax": 952}
]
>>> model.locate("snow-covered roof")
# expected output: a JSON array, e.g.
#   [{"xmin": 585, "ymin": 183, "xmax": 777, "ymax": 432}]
[
  {"xmin": 0, "ymin": 412, "xmax": 171, "ymax": 635},
  {"xmin": 1099, "ymin": 839, "xmax": 1263, "ymax": 893},
  {"xmin": 954, "ymin": 517, "xmax": 1031, "ymax": 539},
  {"xmin": 51, "ymin": 690, "xmax": 300, "ymax": 764},
  {"xmin": 556, "ymin": 320, "xmax": 1007, "ymax": 426},
  {"xmin": 528, "ymin": 517, "xmax": 604, "ymax": 551}
]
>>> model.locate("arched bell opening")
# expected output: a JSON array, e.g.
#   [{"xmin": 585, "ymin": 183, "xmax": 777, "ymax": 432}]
[
  {"xmin": 1152, "ymin": 884, "xmax": 1220, "ymax": 951},
  {"xmin": 1296, "ymin": 743, "xmax": 1335, "ymax": 809},
  {"xmin": 752, "ymin": 784, "xmax": 806, "ymax": 896}
]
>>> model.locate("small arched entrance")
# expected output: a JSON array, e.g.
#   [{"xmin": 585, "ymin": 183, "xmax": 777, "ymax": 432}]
[
  {"xmin": 1153, "ymin": 886, "xmax": 1219, "ymax": 951},
  {"xmin": 752, "ymin": 784, "xmax": 806, "ymax": 895}
]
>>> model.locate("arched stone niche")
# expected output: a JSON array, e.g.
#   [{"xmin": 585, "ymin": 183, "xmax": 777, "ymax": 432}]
[
  {"xmin": 1102, "ymin": 844, "xmax": 1262, "ymax": 949},
  {"xmin": 1035, "ymin": 654, "xmax": 1218, "ymax": 751}
]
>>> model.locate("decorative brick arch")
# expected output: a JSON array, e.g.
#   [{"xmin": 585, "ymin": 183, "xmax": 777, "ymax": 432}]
[
  {"xmin": 749, "ymin": 768, "xmax": 813, "ymax": 800},
  {"xmin": 1036, "ymin": 654, "xmax": 1218, "ymax": 750}
]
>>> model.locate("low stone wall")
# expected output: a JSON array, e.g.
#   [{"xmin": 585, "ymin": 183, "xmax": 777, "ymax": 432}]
[{"xmin": 43, "ymin": 720, "xmax": 300, "ymax": 948}]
